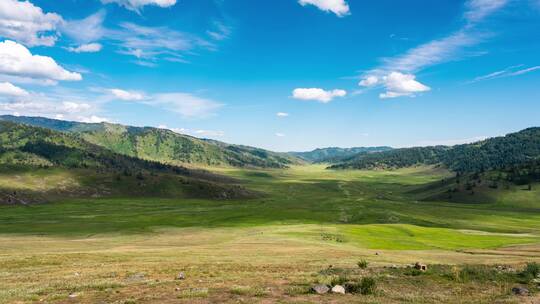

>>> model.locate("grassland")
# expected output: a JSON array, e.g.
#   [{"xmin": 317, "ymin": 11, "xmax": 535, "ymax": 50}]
[{"xmin": 1, "ymin": 165, "xmax": 539, "ymax": 303}]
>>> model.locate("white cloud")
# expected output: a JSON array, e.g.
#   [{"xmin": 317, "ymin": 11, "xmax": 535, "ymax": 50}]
[
  {"xmin": 0, "ymin": 82, "xmax": 29, "ymax": 97},
  {"xmin": 207, "ymin": 22, "xmax": 231, "ymax": 41},
  {"xmin": 66, "ymin": 43, "xmax": 103, "ymax": 53},
  {"xmin": 61, "ymin": 11, "xmax": 106, "ymax": 44},
  {"xmin": 0, "ymin": 86, "xmax": 109, "ymax": 122},
  {"xmin": 158, "ymin": 125, "xmax": 224, "ymax": 139},
  {"xmin": 470, "ymin": 65, "xmax": 540, "ymax": 83},
  {"xmin": 378, "ymin": 72, "xmax": 430, "ymax": 99},
  {"xmin": 101, "ymin": 0, "xmax": 177, "ymax": 11},
  {"xmin": 380, "ymin": 31, "xmax": 480, "ymax": 74},
  {"xmin": 359, "ymin": 76, "xmax": 379, "ymax": 87},
  {"xmin": 0, "ymin": 40, "xmax": 82, "ymax": 83},
  {"xmin": 358, "ymin": 0, "xmax": 508, "ymax": 99},
  {"xmin": 79, "ymin": 115, "xmax": 110, "ymax": 123},
  {"xmin": 275, "ymin": 133, "xmax": 286, "ymax": 137},
  {"xmin": 110, "ymin": 22, "xmax": 207, "ymax": 65},
  {"xmin": 61, "ymin": 101, "xmax": 91, "ymax": 113},
  {"xmin": 0, "ymin": 99, "xmax": 102, "ymax": 121},
  {"xmin": 99, "ymin": 89, "xmax": 223, "ymax": 118},
  {"xmin": 298, "ymin": 0, "xmax": 350, "ymax": 17},
  {"xmin": 61, "ymin": 11, "xmax": 220, "ymax": 66},
  {"xmin": 109, "ymin": 88, "xmax": 145, "ymax": 101},
  {"xmin": 464, "ymin": 0, "xmax": 508, "ymax": 24},
  {"xmin": 151, "ymin": 93, "xmax": 223, "ymax": 118},
  {"xmin": 292, "ymin": 88, "xmax": 347, "ymax": 103},
  {"xmin": 276, "ymin": 112, "xmax": 289, "ymax": 117},
  {"xmin": 0, "ymin": 0, "xmax": 63, "ymax": 47}
]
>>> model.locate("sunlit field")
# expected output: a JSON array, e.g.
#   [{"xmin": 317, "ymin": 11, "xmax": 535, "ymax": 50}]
[{"xmin": 1, "ymin": 165, "xmax": 539, "ymax": 303}]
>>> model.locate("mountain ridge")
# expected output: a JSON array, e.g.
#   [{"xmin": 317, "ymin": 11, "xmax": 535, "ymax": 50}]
[{"xmin": 0, "ymin": 115, "xmax": 301, "ymax": 169}]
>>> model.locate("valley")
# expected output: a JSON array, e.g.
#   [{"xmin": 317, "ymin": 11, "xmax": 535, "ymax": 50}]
[{"xmin": 1, "ymin": 163, "xmax": 539, "ymax": 303}]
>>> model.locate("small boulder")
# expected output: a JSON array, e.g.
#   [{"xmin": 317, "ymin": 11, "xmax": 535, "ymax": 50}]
[
  {"xmin": 68, "ymin": 293, "xmax": 78, "ymax": 298},
  {"xmin": 414, "ymin": 262, "xmax": 427, "ymax": 271},
  {"xmin": 512, "ymin": 287, "xmax": 529, "ymax": 296},
  {"xmin": 176, "ymin": 272, "xmax": 186, "ymax": 280},
  {"xmin": 311, "ymin": 284, "xmax": 330, "ymax": 294},
  {"xmin": 331, "ymin": 285, "xmax": 346, "ymax": 294}
]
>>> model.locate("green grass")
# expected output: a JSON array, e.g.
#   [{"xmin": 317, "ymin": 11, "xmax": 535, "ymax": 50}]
[
  {"xmin": 1, "ymin": 165, "xmax": 540, "ymax": 303},
  {"xmin": 1, "ymin": 165, "xmax": 539, "ymax": 250}
]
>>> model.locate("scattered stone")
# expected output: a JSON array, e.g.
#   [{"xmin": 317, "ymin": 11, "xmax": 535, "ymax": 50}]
[
  {"xmin": 414, "ymin": 262, "xmax": 427, "ymax": 271},
  {"xmin": 331, "ymin": 285, "xmax": 346, "ymax": 294},
  {"xmin": 68, "ymin": 293, "xmax": 78, "ymax": 298},
  {"xmin": 512, "ymin": 287, "xmax": 529, "ymax": 296},
  {"xmin": 391, "ymin": 264, "xmax": 398, "ymax": 269},
  {"xmin": 375, "ymin": 252, "xmax": 379, "ymax": 256},
  {"xmin": 311, "ymin": 284, "xmax": 330, "ymax": 294},
  {"xmin": 175, "ymin": 287, "xmax": 180, "ymax": 291},
  {"xmin": 176, "ymin": 272, "xmax": 186, "ymax": 280}
]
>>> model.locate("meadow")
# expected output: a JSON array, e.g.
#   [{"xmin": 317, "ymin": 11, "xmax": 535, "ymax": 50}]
[{"xmin": 1, "ymin": 165, "xmax": 539, "ymax": 303}]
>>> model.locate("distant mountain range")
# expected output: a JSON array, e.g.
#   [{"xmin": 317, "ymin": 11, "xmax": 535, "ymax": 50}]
[
  {"xmin": 330, "ymin": 127, "xmax": 540, "ymax": 173},
  {"xmin": 290, "ymin": 146, "xmax": 393, "ymax": 163},
  {"xmin": 2, "ymin": 115, "xmax": 540, "ymax": 177},
  {"xmin": 0, "ymin": 115, "xmax": 300, "ymax": 169}
]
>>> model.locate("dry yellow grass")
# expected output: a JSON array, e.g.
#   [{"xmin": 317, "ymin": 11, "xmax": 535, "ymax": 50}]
[{"xmin": 1, "ymin": 225, "xmax": 539, "ymax": 303}]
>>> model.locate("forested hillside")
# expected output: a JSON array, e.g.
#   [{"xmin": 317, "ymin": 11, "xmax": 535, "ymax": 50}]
[
  {"xmin": 0, "ymin": 115, "xmax": 300, "ymax": 168},
  {"xmin": 291, "ymin": 146, "xmax": 393, "ymax": 163},
  {"xmin": 331, "ymin": 128, "xmax": 540, "ymax": 173}
]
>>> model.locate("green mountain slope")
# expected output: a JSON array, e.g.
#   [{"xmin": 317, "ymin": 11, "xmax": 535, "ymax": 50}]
[
  {"xmin": 331, "ymin": 127, "xmax": 540, "ymax": 173},
  {"xmin": 0, "ymin": 115, "xmax": 300, "ymax": 168},
  {"xmin": 290, "ymin": 146, "xmax": 393, "ymax": 163},
  {"xmin": 0, "ymin": 121, "xmax": 258, "ymax": 203}
]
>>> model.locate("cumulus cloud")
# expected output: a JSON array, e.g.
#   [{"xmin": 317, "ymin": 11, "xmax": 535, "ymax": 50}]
[
  {"xmin": 374, "ymin": 72, "xmax": 431, "ymax": 99},
  {"xmin": 292, "ymin": 88, "xmax": 347, "ymax": 103},
  {"xmin": 276, "ymin": 112, "xmax": 289, "ymax": 117},
  {"xmin": 101, "ymin": 0, "xmax": 177, "ymax": 11},
  {"xmin": 298, "ymin": 0, "xmax": 350, "ymax": 17},
  {"xmin": 66, "ymin": 43, "xmax": 103, "ymax": 53},
  {"xmin": 79, "ymin": 115, "xmax": 110, "ymax": 123},
  {"xmin": 0, "ymin": 98, "xmax": 105, "ymax": 122},
  {"xmin": 0, "ymin": 82, "xmax": 29, "ymax": 97},
  {"xmin": 359, "ymin": 76, "xmax": 379, "ymax": 87},
  {"xmin": 109, "ymin": 88, "xmax": 145, "ymax": 101},
  {"xmin": 0, "ymin": 0, "xmax": 63, "ymax": 47},
  {"xmin": 275, "ymin": 133, "xmax": 286, "ymax": 137},
  {"xmin": 0, "ymin": 40, "xmax": 82, "ymax": 83}
]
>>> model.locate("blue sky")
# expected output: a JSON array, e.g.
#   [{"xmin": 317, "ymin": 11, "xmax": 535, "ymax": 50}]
[{"xmin": 0, "ymin": 0, "xmax": 539, "ymax": 151}]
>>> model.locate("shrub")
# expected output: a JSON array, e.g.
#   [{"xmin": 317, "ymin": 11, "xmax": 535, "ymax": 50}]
[
  {"xmin": 357, "ymin": 260, "xmax": 369, "ymax": 269},
  {"xmin": 520, "ymin": 262, "xmax": 540, "ymax": 283},
  {"xmin": 345, "ymin": 277, "xmax": 376, "ymax": 295},
  {"xmin": 360, "ymin": 277, "xmax": 376, "ymax": 295}
]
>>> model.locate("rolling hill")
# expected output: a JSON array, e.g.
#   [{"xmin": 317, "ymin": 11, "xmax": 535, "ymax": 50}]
[
  {"xmin": 290, "ymin": 146, "xmax": 393, "ymax": 163},
  {"xmin": 330, "ymin": 127, "xmax": 540, "ymax": 174},
  {"xmin": 0, "ymin": 120, "xmax": 257, "ymax": 204},
  {"xmin": 0, "ymin": 115, "xmax": 301, "ymax": 168}
]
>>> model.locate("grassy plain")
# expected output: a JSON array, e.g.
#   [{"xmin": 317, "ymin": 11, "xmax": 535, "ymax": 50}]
[{"xmin": 1, "ymin": 165, "xmax": 539, "ymax": 303}]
